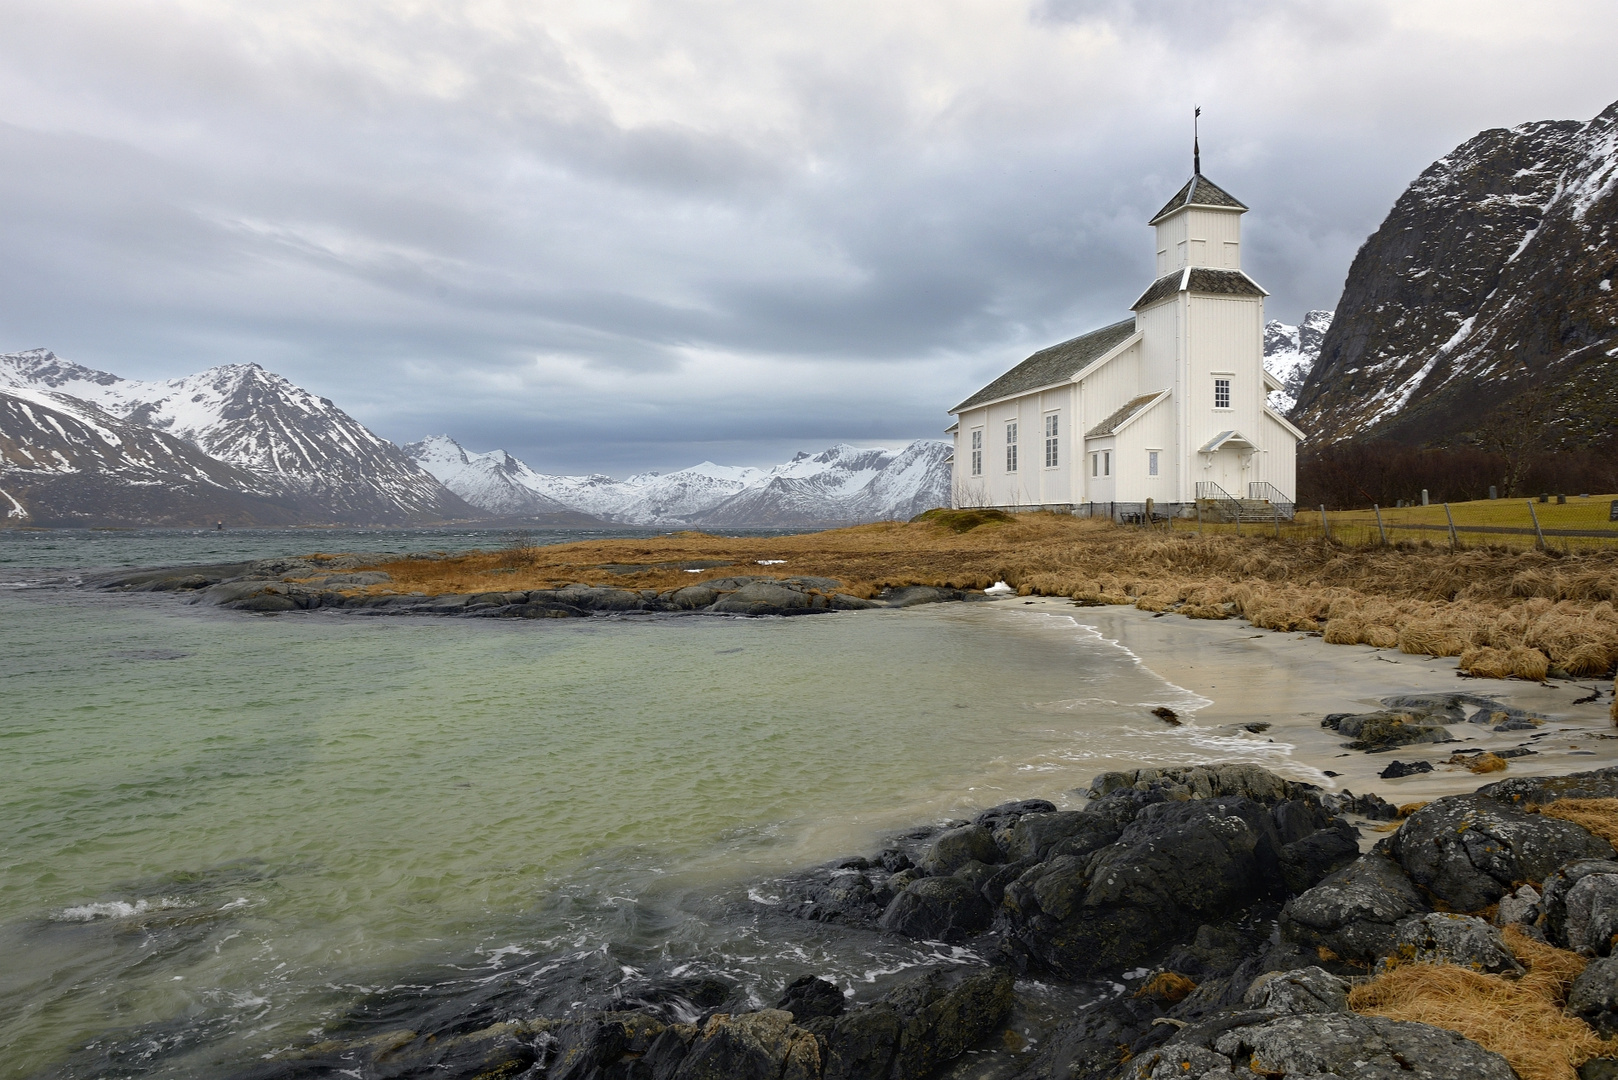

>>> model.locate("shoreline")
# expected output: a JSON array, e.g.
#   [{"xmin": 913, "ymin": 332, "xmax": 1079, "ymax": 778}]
[{"xmin": 1023, "ymin": 596, "xmax": 1618, "ymax": 803}]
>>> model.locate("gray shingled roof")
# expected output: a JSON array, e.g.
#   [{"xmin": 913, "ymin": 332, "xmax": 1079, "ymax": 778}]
[
  {"xmin": 1130, "ymin": 268, "xmax": 1266, "ymax": 311},
  {"xmin": 1085, "ymin": 392, "xmax": 1165, "ymax": 438},
  {"xmin": 1148, "ymin": 174, "xmax": 1248, "ymax": 224},
  {"xmin": 951, "ymin": 319, "xmax": 1136, "ymax": 413}
]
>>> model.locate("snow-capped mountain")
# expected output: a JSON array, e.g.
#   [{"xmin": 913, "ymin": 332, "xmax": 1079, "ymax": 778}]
[
  {"xmin": 0, "ymin": 349, "xmax": 476, "ymax": 524},
  {"xmin": 1262, "ymin": 310, "xmax": 1332, "ymax": 414},
  {"xmin": 408, "ymin": 437, "xmax": 952, "ymax": 526},
  {"xmin": 0, "ymin": 383, "xmax": 304, "ymax": 525},
  {"xmin": 1295, "ymin": 97, "xmax": 1618, "ymax": 448}
]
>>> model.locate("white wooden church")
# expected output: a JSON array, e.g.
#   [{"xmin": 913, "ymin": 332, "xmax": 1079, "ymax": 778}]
[{"xmin": 948, "ymin": 158, "xmax": 1303, "ymax": 517}]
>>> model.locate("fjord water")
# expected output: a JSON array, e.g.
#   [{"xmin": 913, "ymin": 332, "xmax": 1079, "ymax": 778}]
[{"xmin": 1, "ymin": 529, "xmax": 1288, "ymax": 1078}]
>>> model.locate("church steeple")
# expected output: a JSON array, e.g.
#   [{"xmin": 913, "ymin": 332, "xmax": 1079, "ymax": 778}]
[{"xmin": 1193, "ymin": 105, "xmax": 1201, "ymax": 176}]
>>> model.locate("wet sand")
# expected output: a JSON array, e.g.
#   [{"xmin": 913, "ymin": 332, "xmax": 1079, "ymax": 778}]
[{"xmin": 1013, "ymin": 596, "xmax": 1616, "ymax": 806}]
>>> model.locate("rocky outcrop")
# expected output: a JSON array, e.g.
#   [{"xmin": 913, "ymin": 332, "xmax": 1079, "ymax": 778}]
[{"xmin": 90, "ymin": 561, "xmax": 985, "ymax": 619}]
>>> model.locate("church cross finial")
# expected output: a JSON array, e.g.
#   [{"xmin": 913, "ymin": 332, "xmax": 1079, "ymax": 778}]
[{"xmin": 1193, "ymin": 106, "xmax": 1201, "ymax": 176}]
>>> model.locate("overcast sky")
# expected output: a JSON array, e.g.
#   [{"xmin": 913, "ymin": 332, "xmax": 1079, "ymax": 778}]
[{"xmin": 0, "ymin": 1, "xmax": 1614, "ymax": 475}]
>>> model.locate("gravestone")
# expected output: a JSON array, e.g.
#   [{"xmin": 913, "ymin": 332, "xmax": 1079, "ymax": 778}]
[{"xmin": 1489, "ymin": 486, "xmax": 1497, "ymax": 500}]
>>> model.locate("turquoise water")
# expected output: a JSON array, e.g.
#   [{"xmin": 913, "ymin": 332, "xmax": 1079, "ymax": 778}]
[{"xmin": 0, "ymin": 531, "xmax": 1283, "ymax": 1078}]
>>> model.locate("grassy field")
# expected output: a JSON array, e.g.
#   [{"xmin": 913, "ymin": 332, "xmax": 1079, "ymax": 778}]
[
  {"xmin": 345, "ymin": 509, "xmax": 1618, "ymax": 700},
  {"xmin": 1177, "ymin": 492, "xmax": 1618, "ymax": 551}
]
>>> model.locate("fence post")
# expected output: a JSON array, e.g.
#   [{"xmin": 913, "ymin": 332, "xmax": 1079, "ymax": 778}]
[
  {"xmin": 1319, "ymin": 504, "xmax": 1331, "ymax": 543},
  {"xmin": 1145, "ymin": 497, "xmax": 1154, "ymax": 530},
  {"xmin": 1527, "ymin": 499, "xmax": 1546, "ymax": 551},
  {"xmin": 1374, "ymin": 504, "xmax": 1388, "ymax": 546},
  {"xmin": 1443, "ymin": 503, "xmax": 1457, "ymax": 551},
  {"xmin": 1235, "ymin": 500, "xmax": 1242, "ymax": 538}
]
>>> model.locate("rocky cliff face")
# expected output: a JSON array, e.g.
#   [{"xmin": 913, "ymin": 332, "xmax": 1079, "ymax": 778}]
[
  {"xmin": 1293, "ymin": 99, "xmax": 1618, "ymax": 448},
  {"xmin": 1263, "ymin": 310, "xmax": 1333, "ymax": 414}
]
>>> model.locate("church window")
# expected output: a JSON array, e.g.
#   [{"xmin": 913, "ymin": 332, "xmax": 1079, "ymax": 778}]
[
  {"xmin": 1091, "ymin": 453, "xmax": 1098, "ymax": 477},
  {"xmin": 1148, "ymin": 450, "xmax": 1159, "ymax": 476},
  {"xmin": 970, "ymin": 429, "xmax": 982, "ymax": 476},
  {"xmin": 1005, "ymin": 422, "xmax": 1018, "ymax": 472},
  {"xmin": 1044, "ymin": 414, "xmax": 1059, "ymax": 468},
  {"xmin": 1214, "ymin": 378, "xmax": 1232, "ymax": 410},
  {"xmin": 1103, "ymin": 451, "xmax": 1111, "ymax": 476}
]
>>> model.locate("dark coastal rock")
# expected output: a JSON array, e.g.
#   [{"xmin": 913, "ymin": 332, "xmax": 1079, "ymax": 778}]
[
  {"xmin": 1003, "ymin": 809, "xmax": 1124, "ymax": 863},
  {"xmin": 876, "ymin": 585, "xmax": 974, "ymax": 608},
  {"xmin": 776, "ymin": 976, "xmax": 846, "ymax": 1022},
  {"xmin": 789, "ymin": 870, "xmax": 886, "ymax": 925},
  {"xmin": 1383, "ymin": 912, "xmax": 1524, "ymax": 975},
  {"xmin": 1380, "ymin": 759, "xmax": 1434, "ymax": 779},
  {"xmin": 1571, "ymin": 956, "xmax": 1618, "ymax": 1036},
  {"xmin": 1240, "ymin": 965, "xmax": 1349, "ymax": 1014},
  {"xmin": 1389, "ymin": 792, "xmax": 1614, "ymax": 911},
  {"xmin": 917, "ymin": 824, "xmax": 1001, "ymax": 875},
  {"xmin": 880, "ymin": 877, "xmax": 993, "ymax": 941},
  {"xmin": 1541, "ymin": 859, "xmax": 1618, "ymax": 953},
  {"xmin": 673, "ymin": 1009, "xmax": 823, "ymax": 1080},
  {"xmin": 1012, "ymin": 993, "xmax": 1174, "ymax": 1080},
  {"xmin": 810, "ymin": 967, "xmax": 1013, "ymax": 1080},
  {"xmin": 1323, "ymin": 709, "xmax": 1456, "ymax": 750},
  {"xmin": 1281, "ymin": 848, "xmax": 1429, "ymax": 964},
  {"xmin": 998, "ymin": 797, "xmax": 1293, "ymax": 979},
  {"xmin": 1085, "ymin": 763, "xmax": 1305, "ymax": 805},
  {"xmin": 1277, "ymin": 817, "xmax": 1361, "ymax": 895}
]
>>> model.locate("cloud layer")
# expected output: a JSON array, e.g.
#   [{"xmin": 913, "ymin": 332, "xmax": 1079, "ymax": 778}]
[{"xmin": 1, "ymin": 0, "xmax": 1613, "ymax": 473}]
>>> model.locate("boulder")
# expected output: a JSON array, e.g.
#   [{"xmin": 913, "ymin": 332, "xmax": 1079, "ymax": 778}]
[
  {"xmin": 880, "ymin": 877, "xmax": 993, "ymax": 941},
  {"xmin": 1479, "ymin": 765, "xmax": 1618, "ymax": 804},
  {"xmin": 1280, "ymin": 849, "xmax": 1429, "ymax": 964},
  {"xmin": 552, "ymin": 585, "xmax": 645, "ymax": 611},
  {"xmin": 776, "ymin": 976, "xmax": 845, "ymax": 1022},
  {"xmin": 1494, "ymin": 883, "xmax": 1541, "ymax": 928},
  {"xmin": 1240, "ymin": 966, "xmax": 1349, "ymax": 1015},
  {"xmin": 1382, "ymin": 912, "xmax": 1524, "ymax": 975},
  {"xmin": 1277, "ymin": 817, "xmax": 1361, "ymax": 895},
  {"xmin": 1380, "ymin": 759, "xmax": 1434, "ymax": 779},
  {"xmin": 1003, "ymin": 810, "xmax": 1124, "ymax": 863},
  {"xmin": 917, "ymin": 824, "xmax": 1001, "ymax": 875},
  {"xmin": 670, "ymin": 585, "xmax": 721, "ymax": 609},
  {"xmin": 999, "ymin": 797, "xmax": 1297, "ymax": 979},
  {"xmin": 1542, "ymin": 860, "xmax": 1618, "ymax": 953},
  {"xmin": 1571, "ymin": 955, "xmax": 1618, "ymax": 1037},
  {"xmin": 814, "ymin": 967, "xmax": 1013, "ymax": 1080},
  {"xmin": 1389, "ymin": 793, "xmax": 1613, "ymax": 911},
  {"xmin": 673, "ymin": 1009, "xmax": 822, "ymax": 1080},
  {"xmin": 710, "ymin": 582, "xmax": 814, "ymax": 615},
  {"xmin": 1202, "ymin": 1014, "xmax": 1511, "ymax": 1080},
  {"xmin": 1324, "ymin": 709, "xmax": 1456, "ymax": 750}
]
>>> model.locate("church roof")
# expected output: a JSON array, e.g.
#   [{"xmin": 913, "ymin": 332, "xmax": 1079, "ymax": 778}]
[
  {"xmin": 951, "ymin": 319, "xmax": 1137, "ymax": 413},
  {"xmin": 1147, "ymin": 174, "xmax": 1248, "ymax": 224},
  {"xmin": 1131, "ymin": 267, "xmax": 1267, "ymax": 311},
  {"xmin": 1085, "ymin": 391, "xmax": 1167, "ymax": 438}
]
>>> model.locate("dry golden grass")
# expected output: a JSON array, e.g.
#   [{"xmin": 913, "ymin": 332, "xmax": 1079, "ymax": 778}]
[
  {"xmin": 1135, "ymin": 971, "xmax": 1197, "ymax": 1003},
  {"xmin": 1537, "ymin": 799, "xmax": 1618, "ymax": 847},
  {"xmin": 1349, "ymin": 924, "xmax": 1617, "ymax": 1080},
  {"xmin": 1465, "ymin": 752, "xmax": 1509, "ymax": 774},
  {"xmin": 337, "ymin": 512, "xmax": 1618, "ymax": 684}
]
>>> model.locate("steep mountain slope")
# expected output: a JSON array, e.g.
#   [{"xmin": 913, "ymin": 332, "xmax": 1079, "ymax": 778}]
[
  {"xmin": 0, "ymin": 385, "xmax": 303, "ymax": 526},
  {"xmin": 406, "ymin": 437, "xmax": 952, "ymax": 526},
  {"xmin": 0, "ymin": 350, "xmax": 477, "ymax": 523},
  {"xmin": 1262, "ymin": 310, "xmax": 1332, "ymax": 414},
  {"xmin": 1293, "ymin": 99, "xmax": 1618, "ymax": 448},
  {"xmin": 404, "ymin": 435, "xmax": 606, "ymax": 524}
]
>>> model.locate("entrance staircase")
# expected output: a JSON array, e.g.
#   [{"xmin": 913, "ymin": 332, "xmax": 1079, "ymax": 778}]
[{"xmin": 1195, "ymin": 482, "xmax": 1295, "ymax": 523}]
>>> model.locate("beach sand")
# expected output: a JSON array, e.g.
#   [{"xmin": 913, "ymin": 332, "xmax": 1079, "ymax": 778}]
[{"xmin": 1012, "ymin": 596, "xmax": 1616, "ymax": 807}]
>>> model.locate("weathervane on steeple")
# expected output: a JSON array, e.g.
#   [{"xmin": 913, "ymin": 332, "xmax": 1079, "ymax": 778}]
[{"xmin": 1193, "ymin": 106, "xmax": 1202, "ymax": 175}]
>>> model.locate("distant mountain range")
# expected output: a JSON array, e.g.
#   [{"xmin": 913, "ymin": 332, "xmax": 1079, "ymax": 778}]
[
  {"xmin": 1263, "ymin": 310, "xmax": 1333, "ymax": 415},
  {"xmin": 0, "ymin": 348, "xmax": 951, "ymax": 528},
  {"xmin": 407, "ymin": 435, "xmax": 952, "ymax": 527},
  {"xmin": 1294, "ymin": 97, "xmax": 1618, "ymax": 450}
]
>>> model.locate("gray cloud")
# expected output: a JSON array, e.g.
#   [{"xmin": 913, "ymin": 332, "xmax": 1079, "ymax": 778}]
[{"xmin": 0, "ymin": 0, "xmax": 1614, "ymax": 475}]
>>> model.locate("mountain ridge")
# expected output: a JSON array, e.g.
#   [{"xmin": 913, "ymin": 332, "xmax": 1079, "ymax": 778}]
[{"xmin": 1293, "ymin": 98, "xmax": 1618, "ymax": 449}]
